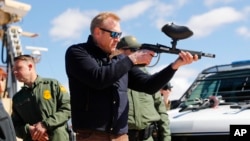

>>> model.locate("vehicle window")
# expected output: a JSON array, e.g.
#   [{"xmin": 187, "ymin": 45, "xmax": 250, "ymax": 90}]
[{"xmin": 184, "ymin": 69, "xmax": 250, "ymax": 105}]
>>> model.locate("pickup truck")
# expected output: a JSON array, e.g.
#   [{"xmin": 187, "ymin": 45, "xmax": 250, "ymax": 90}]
[{"xmin": 168, "ymin": 60, "xmax": 250, "ymax": 141}]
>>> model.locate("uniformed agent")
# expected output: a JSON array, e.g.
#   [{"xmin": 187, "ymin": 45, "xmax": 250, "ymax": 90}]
[
  {"xmin": 117, "ymin": 36, "xmax": 171, "ymax": 141},
  {"xmin": 160, "ymin": 82, "xmax": 173, "ymax": 110},
  {"xmin": 11, "ymin": 54, "xmax": 71, "ymax": 141}
]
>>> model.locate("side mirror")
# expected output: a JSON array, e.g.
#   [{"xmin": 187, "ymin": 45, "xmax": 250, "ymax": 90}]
[{"xmin": 170, "ymin": 100, "xmax": 182, "ymax": 110}]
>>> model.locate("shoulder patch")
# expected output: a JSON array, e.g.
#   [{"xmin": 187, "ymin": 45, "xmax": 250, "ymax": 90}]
[
  {"xmin": 60, "ymin": 85, "xmax": 67, "ymax": 93},
  {"xmin": 43, "ymin": 90, "xmax": 51, "ymax": 100}
]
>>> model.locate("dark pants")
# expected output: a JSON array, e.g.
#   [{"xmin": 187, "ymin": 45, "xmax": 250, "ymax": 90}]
[
  {"xmin": 0, "ymin": 102, "xmax": 16, "ymax": 141},
  {"xmin": 75, "ymin": 129, "xmax": 128, "ymax": 141}
]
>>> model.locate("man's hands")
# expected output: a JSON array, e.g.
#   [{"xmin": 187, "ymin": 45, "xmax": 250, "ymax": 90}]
[
  {"xmin": 128, "ymin": 49, "xmax": 198, "ymax": 68},
  {"xmin": 29, "ymin": 122, "xmax": 49, "ymax": 141},
  {"xmin": 171, "ymin": 51, "xmax": 199, "ymax": 70},
  {"xmin": 128, "ymin": 49, "xmax": 155, "ymax": 66}
]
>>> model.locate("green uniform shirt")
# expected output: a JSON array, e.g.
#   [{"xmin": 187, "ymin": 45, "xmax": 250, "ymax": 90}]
[
  {"xmin": 11, "ymin": 76, "xmax": 71, "ymax": 141},
  {"xmin": 128, "ymin": 68, "xmax": 171, "ymax": 141}
]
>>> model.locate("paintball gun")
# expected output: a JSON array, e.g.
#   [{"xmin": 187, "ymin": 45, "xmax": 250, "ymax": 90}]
[{"xmin": 140, "ymin": 23, "xmax": 216, "ymax": 59}]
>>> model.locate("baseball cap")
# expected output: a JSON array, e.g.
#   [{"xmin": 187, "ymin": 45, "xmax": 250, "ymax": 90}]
[
  {"xmin": 162, "ymin": 82, "xmax": 173, "ymax": 90},
  {"xmin": 117, "ymin": 36, "xmax": 141, "ymax": 49}
]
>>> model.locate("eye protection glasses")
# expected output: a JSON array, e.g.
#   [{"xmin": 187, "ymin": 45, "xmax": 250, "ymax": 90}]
[{"xmin": 99, "ymin": 28, "xmax": 122, "ymax": 38}]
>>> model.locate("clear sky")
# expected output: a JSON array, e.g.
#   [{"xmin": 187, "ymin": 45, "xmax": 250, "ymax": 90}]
[{"xmin": 1, "ymin": 0, "xmax": 249, "ymax": 100}]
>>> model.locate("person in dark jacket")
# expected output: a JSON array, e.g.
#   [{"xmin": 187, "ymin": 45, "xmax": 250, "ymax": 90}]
[
  {"xmin": 0, "ymin": 101, "xmax": 17, "ymax": 141},
  {"xmin": 65, "ymin": 11, "xmax": 198, "ymax": 141},
  {"xmin": 11, "ymin": 55, "xmax": 71, "ymax": 141},
  {"xmin": 0, "ymin": 68, "xmax": 17, "ymax": 141}
]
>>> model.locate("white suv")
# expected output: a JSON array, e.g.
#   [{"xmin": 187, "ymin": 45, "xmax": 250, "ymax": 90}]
[{"xmin": 168, "ymin": 60, "xmax": 250, "ymax": 141}]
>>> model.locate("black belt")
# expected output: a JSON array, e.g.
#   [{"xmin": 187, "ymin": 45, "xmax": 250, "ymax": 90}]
[
  {"xmin": 128, "ymin": 123, "xmax": 158, "ymax": 141},
  {"xmin": 128, "ymin": 129, "xmax": 145, "ymax": 141},
  {"xmin": 76, "ymin": 129, "xmax": 127, "ymax": 140}
]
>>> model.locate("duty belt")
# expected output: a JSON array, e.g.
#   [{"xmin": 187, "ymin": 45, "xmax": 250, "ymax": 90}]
[{"xmin": 128, "ymin": 123, "xmax": 157, "ymax": 141}]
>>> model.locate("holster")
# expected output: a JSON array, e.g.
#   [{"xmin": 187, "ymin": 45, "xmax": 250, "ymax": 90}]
[
  {"xmin": 142, "ymin": 123, "xmax": 155, "ymax": 140},
  {"xmin": 128, "ymin": 122, "xmax": 159, "ymax": 141},
  {"xmin": 152, "ymin": 122, "xmax": 159, "ymax": 141}
]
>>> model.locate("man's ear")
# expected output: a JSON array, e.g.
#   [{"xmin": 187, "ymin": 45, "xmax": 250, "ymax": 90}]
[
  {"xmin": 93, "ymin": 27, "xmax": 101, "ymax": 36},
  {"xmin": 28, "ymin": 63, "xmax": 33, "ymax": 70}
]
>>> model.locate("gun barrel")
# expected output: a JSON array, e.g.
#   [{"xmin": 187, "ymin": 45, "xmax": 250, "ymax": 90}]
[
  {"xmin": 141, "ymin": 43, "xmax": 216, "ymax": 58},
  {"xmin": 180, "ymin": 49, "xmax": 216, "ymax": 58},
  {"xmin": 201, "ymin": 53, "xmax": 216, "ymax": 58}
]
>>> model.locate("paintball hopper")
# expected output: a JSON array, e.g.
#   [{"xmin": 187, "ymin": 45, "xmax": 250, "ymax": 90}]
[{"xmin": 161, "ymin": 22, "xmax": 193, "ymax": 40}]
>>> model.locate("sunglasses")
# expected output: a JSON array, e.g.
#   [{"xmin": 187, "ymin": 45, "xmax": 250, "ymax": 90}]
[{"xmin": 99, "ymin": 28, "xmax": 122, "ymax": 38}]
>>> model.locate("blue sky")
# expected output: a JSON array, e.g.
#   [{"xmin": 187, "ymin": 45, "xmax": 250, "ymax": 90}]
[{"xmin": 1, "ymin": 0, "xmax": 250, "ymax": 99}]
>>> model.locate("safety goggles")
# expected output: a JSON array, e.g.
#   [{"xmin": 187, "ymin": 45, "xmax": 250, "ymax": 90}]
[{"xmin": 99, "ymin": 28, "xmax": 122, "ymax": 38}]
